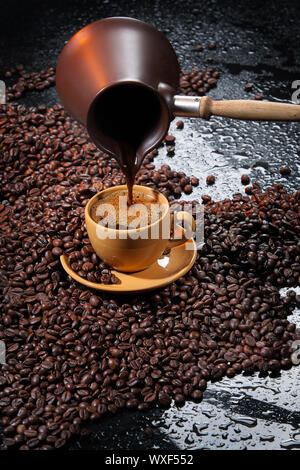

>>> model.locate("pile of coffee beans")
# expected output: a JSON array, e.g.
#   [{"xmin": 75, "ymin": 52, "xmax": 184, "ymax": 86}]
[
  {"xmin": 137, "ymin": 160, "xmax": 199, "ymax": 198},
  {"xmin": 4, "ymin": 65, "xmax": 56, "ymax": 101},
  {"xmin": 179, "ymin": 68, "xmax": 220, "ymax": 96},
  {"xmin": 0, "ymin": 68, "xmax": 299, "ymax": 450},
  {"xmin": 67, "ymin": 243, "xmax": 120, "ymax": 285}
]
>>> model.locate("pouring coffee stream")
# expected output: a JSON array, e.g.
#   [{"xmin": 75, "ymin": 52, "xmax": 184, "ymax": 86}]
[
  {"xmin": 56, "ymin": 17, "xmax": 300, "ymax": 206},
  {"xmin": 87, "ymin": 82, "xmax": 162, "ymax": 205}
]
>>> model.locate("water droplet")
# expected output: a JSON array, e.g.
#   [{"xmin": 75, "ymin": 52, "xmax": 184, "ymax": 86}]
[
  {"xmin": 280, "ymin": 439, "xmax": 300, "ymax": 449},
  {"xmin": 260, "ymin": 435, "xmax": 275, "ymax": 442},
  {"xmin": 192, "ymin": 423, "xmax": 209, "ymax": 435},
  {"xmin": 185, "ymin": 434, "xmax": 194, "ymax": 445},
  {"xmin": 241, "ymin": 433, "xmax": 252, "ymax": 440},
  {"xmin": 231, "ymin": 416, "xmax": 258, "ymax": 427}
]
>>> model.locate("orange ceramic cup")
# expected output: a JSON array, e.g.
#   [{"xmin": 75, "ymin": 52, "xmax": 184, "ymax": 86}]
[{"xmin": 85, "ymin": 185, "xmax": 195, "ymax": 272}]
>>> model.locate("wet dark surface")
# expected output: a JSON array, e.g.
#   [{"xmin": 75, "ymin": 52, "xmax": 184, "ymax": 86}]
[{"xmin": 0, "ymin": 0, "xmax": 299, "ymax": 450}]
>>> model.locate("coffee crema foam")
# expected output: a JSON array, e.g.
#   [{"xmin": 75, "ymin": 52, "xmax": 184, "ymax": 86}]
[{"xmin": 91, "ymin": 190, "xmax": 164, "ymax": 229}]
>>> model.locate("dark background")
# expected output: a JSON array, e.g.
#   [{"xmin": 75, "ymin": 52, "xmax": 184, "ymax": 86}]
[{"xmin": 0, "ymin": 0, "xmax": 299, "ymax": 450}]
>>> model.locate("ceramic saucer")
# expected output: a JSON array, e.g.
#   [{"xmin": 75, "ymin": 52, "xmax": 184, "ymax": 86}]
[{"xmin": 60, "ymin": 239, "xmax": 197, "ymax": 293}]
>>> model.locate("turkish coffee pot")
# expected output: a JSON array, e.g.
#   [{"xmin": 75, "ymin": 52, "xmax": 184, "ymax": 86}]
[{"xmin": 56, "ymin": 17, "xmax": 300, "ymax": 183}]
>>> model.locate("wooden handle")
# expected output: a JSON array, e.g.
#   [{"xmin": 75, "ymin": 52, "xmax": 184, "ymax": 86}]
[{"xmin": 199, "ymin": 96, "xmax": 300, "ymax": 121}]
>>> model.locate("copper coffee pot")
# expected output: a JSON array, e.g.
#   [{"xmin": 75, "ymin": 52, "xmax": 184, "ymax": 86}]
[{"xmin": 56, "ymin": 17, "xmax": 300, "ymax": 178}]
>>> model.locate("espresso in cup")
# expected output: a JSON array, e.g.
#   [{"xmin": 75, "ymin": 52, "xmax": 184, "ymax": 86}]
[
  {"xmin": 90, "ymin": 188, "xmax": 162, "ymax": 230},
  {"xmin": 85, "ymin": 185, "xmax": 195, "ymax": 272}
]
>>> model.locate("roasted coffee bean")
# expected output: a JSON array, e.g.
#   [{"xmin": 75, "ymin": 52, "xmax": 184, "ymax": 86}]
[
  {"xmin": 280, "ymin": 167, "xmax": 291, "ymax": 176},
  {"xmin": 208, "ymin": 42, "xmax": 217, "ymax": 50},
  {"xmin": 89, "ymin": 295, "xmax": 100, "ymax": 307},
  {"xmin": 192, "ymin": 390, "xmax": 203, "ymax": 401},
  {"xmin": 179, "ymin": 67, "xmax": 220, "ymax": 96},
  {"xmin": 241, "ymin": 174, "xmax": 250, "ymax": 185},
  {"xmin": 206, "ymin": 175, "xmax": 215, "ymax": 185},
  {"xmin": 183, "ymin": 184, "xmax": 193, "ymax": 194},
  {"xmin": 109, "ymin": 348, "xmax": 123, "ymax": 358},
  {"xmin": 244, "ymin": 83, "xmax": 254, "ymax": 92},
  {"xmin": 158, "ymin": 391, "xmax": 171, "ymax": 407},
  {"xmin": 165, "ymin": 135, "xmax": 175, "ymax": 144},
  {"xmin": 245, "ymin": 335, "xmax": 256, "ymax": 347}
]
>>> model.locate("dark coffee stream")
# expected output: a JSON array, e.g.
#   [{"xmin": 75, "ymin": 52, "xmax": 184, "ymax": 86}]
[{"xmin": 90, "ymin": 84, "xmax": 161, "ymax": 205}]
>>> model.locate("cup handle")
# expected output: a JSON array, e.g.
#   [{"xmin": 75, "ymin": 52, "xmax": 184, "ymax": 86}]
[{"xmin": 166, "ymin": 211, "xmax": 195, "ymax": 249}]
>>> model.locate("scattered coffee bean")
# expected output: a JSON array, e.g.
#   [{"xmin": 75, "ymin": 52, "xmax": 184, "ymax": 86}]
[
  {"xmin": 280, "ymin": 167, "xmax": 291, "ymax": 176},
  {"xmin": 241, "ymin": 174, "xmax": 250, "ymax": 185},
  {"xmin": 244, "ymin": 83, "xmax": 253, "ymax": 92},
  {"xmin": 208, "ymin": 42, "xmax": 217, "ymax": 50},
  {"xmin": 206, "ymin": 175, "xmax": 215, "ymax": 185},
  {"xmin": 165, "ymin": 135, "xmax": 175, "ymax": 144},
  {"xmin": 191, "ymin": 176, "xmax": 199, "ymax": 187}
]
